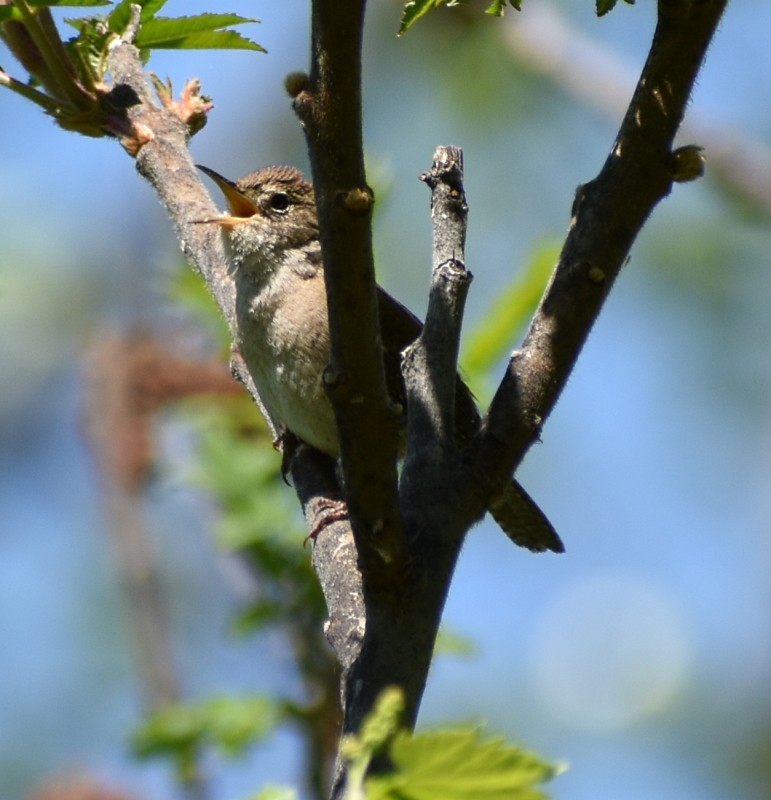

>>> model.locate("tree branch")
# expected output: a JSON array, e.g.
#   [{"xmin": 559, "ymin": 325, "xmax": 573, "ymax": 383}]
[
  {"xmin": 406, "ymin": 145, "xmax": 471, "ymax": 444},
  {"xmin": 315, "ymin": 149, "xmax": 479, "ymax": 799},
  {"xmin": 106, "ymin": 40, "xmax": 234, "ymax": 325},
  {"xmin": 401, "ymin": 146, "xmax": 478, "ymax": 537},
  {"xmin": 291, "ymin": 0, "xmax": 406, "ymax": 575},
  {"xmin": 99, "ymin": 6, "xmax": 731, "ymax": 800},
  {"xmin": 471, "ymin": 0, "xmax": 730, "ymax": 494}
]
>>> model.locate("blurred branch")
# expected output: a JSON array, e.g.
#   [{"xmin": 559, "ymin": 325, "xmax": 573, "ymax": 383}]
[
  {"xmin": 502, "ymin": 2, "xmax": 771, "ymax": 216},
  {"xmin": 104, "ymin": 27, "xmax": 286, "ymax": 492},
  {"xmin": 102, "ymin": 31, "xmax": 363, "ymax": 796},
  {"xmin": 83, "ymin": 334, "xmax": 241, "ymax": 800},
  {"xmin": 28, "ymin": 773, "xmax": 140, "ymax": 800},
  {"xmin": 473, "ymin": 0, "xmax": 730, "ymax": 494}
]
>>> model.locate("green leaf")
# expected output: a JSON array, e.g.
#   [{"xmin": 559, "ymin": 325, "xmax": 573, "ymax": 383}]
[
  {"xmin": 434, "ymin": 627, "xmax": 477, "ymax": 658},
  {"xmin": 399, "ymin": 0, "xmax": 521, "ymax": 33},
  {"xmin": 343, "ymin": 690, "xmax": 560, "ymax": 800},
  {"xmin": 136, "ymin": 0, "xmax": 167, "ymax": 17},
  {"xmin": 0, "ymin": 8, "xmax": 22, "ymax": 22},
  {"xmin": 109, "ymin": 0, "xmax": 168, "ymax": 32},
  {"xmin": 133, "ymin": 694, "xmax": 284, "ymax": 763},
  {"xmin": 366, "ymin": 728, "xmax": 560, "ymax": 800},
  {"xmin": 26, "ymin": 0, "xmax": 111, "ymax": 7},
  {"xmin": 461, "ymin": 240, "xmax": 558, "ymax": 386},
  {"xmin": 596, "ymin": 0, "xmax": 635, "ymax": 16},
  {"xmin": 191, "ymin": 413, "xmax": 298, "ymax": 551},
  {"xmin": 341, "ymin": 688, "xmax": 406, "ymax": 797},
  {"xmin": 399, "ymin": 0, "xmax": 459, "ymax": 36},
  {"xmin": 134, "ymin": 13, "xmax": 264, "ymax": 52},
  {"xmin": 485, "ymin": 0, "xmax": 521, "ymax": 16}
]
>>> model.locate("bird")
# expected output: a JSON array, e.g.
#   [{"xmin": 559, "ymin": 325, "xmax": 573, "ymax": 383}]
[{"xmin": 197, "ymin": 163, "xmax": 563, "ymax": 553}]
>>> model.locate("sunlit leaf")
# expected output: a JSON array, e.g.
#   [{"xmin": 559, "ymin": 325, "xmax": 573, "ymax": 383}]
[
  {"xmin": 134, "ymin": 13, "xmax": 264, "ymax": 52},
  {"xmin": 367, "ymin": 728, "xmax": 559, "ymax": 800},
  {"xmin": 400, "ymin": 0, "xmax": 521, "ymax": 33},
  {"xmin": 26, "ymin": 0, "xmax": 111, "ymax": 7},
  {"xmin": 399, "ymin": 0, "xmax": 460, "ymax": 36},
  {"xmin": 485, "ymin": 0, "xmax": 521, "ymax": 16}
]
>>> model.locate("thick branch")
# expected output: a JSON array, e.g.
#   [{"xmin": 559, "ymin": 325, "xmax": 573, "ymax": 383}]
[
  {"xmin": 322, "ymin": 150, "xmax": 480, "ymax": 798},
  {"xmin": 472, "ymin": 0, "xmax": 729, "ymax": 492},
  {"xmin": 292, "ymin": 0, "xmax": 406, "ymax": 574}
]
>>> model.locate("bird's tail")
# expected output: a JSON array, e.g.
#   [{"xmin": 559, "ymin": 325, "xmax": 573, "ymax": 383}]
[{"xmin": 489, "ymin": 481, "xmax": 564, "ymax": 553}]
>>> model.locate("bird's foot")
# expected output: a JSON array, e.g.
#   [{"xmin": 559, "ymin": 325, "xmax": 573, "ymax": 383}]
[{"xmin": 304, "ymin": 498, "xmax": 349, "ymax": 545}]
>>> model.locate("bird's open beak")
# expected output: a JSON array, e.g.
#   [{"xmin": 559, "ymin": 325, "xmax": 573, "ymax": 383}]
[{"xmin": 197, "ymin": 164, "xmax": 258, "ymax": 227}]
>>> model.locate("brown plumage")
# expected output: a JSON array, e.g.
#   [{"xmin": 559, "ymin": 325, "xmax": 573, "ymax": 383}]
[{"xmin": 199, "ymin": 164, "xmax": 563, "ymax": 553}]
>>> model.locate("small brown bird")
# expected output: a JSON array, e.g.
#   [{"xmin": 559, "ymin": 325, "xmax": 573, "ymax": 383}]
[{"xmin": 198, "ymin": 164, "xmax": 563, "ymax": 553}]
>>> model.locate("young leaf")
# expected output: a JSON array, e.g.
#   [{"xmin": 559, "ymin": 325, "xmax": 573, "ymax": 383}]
[
  {"xmin": 341, "ymin": 688, "xmax": 406, "ymax": 798},
  {"xmin": 109, "ymin": 0, "xmax": 169, "ymax": 31},
  {"xmin": 485, "ymin": 0, "xmax": 522, "ymax": 16},
  {"xmin": 134, "ymin": 13, "xmax": 264, "ymax": 52},
  {"xmin": 26, "ymin": 0, "xmax": 111, "ymax": 7},
  {"xmin": 399, "ymin": 0, "xmax": 458, "ymax": 37},
  {"xmin": 434, "ymin": 627, "xmax": 477, "ymax": 657},
  {"xmin": 133, "ymin": 694, "xmax": 284, "ymax": 762},
  {"xmin": 366, "ymin": 728, "xmax": 559, "ymax": 800},
  {"xmin": 399, "ymin": 0, "xmax": 521, "ymax": 34}
]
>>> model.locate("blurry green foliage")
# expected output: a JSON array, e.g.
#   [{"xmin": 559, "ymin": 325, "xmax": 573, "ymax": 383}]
[
  {"xmin": 461, "ymin": 240, "xmax": 559, "ymax": 398},
  {"xmin": 246, "ymin": 788, "xmax": 300, "ymax": 800},
  {"xmin": 133, "ymin": 694, "xmax": 283, "ymax": 780},
  {"xmin": 399, "ymin": 0, "xmax": 522, "ymax": 37}
]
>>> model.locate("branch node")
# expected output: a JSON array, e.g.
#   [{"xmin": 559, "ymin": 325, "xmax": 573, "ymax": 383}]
[
  {"xmin": 284, "ymin": 70, "xmax": 310, "ymax": 98},
  {"xmin": 669, "ymin": 144, "xmax": 705, "ymax": 183},
  {"xmin": 586, "ymin": 264, "xmax": 607, "ymax": 285},
  {"xmin": 323, "ymin": 365, "xmax": 350, "ymax": 394},
  {"xmin": 339, "ymin": 186, "xmax": 374, "ymax": 215}
]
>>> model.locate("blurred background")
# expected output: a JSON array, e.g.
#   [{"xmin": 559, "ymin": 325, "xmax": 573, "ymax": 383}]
[{"xmin": 1, "ymin": 1, "xmax": 770, "ymax": 798}]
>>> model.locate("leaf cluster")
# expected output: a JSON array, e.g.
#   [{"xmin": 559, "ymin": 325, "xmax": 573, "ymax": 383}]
[
  {"xmin": 0, "ymin": 0, "xmax": 261, "ymax": 135},
  {"xmin": 345, "ymin": 689, "xmax": 560, "ymax": 800},
  {"xmin": 133, "ymin": 694, "xmax": 283, "ymax": 782},
  {"xmin": 399, "ymin": 0, "xmax": 635, "ymax": 35}
]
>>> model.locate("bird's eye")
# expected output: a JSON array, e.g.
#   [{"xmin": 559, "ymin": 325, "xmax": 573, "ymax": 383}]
[{"xmin": 268, "ymin": 192, "xmax": 290, "ymax": 214}]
